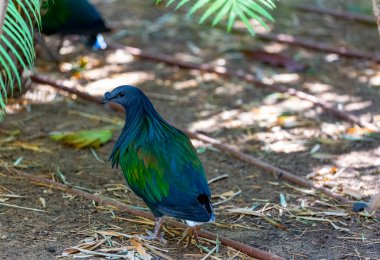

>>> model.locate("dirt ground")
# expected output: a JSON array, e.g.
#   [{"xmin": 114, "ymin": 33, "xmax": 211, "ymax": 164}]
[{"xmin": 1, "ymin": 0, "xmax": 380, "ymax": 259}]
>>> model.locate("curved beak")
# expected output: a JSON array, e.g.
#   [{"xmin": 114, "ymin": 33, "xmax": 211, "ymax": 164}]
[{"xmin": 102, "ymin": 92, "xmax": 112, "ymax": 104}]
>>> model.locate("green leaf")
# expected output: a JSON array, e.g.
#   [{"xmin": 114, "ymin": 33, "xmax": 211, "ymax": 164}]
[
  {"xmin": 234, "ymin": 2, "xmax": 256, "ymax": 35},
  {"xmin": 5, "ymin": 12, "xmax": 35, "ymax": 61},
  {"xmin": 174, "ymin": 0, "xmax": 191, "ymax": 10},
  {"xmin": 242, "ymin": 0, "xmax": 274, "ymax": 22},
  {"xmin": 212, "ymin": 0, "xmax": 234, "ymax": 26},
  {"xmin": 0, "ymin": 75, "xmax": 7, "ymax": 108},
  {"xmin": 4, "ymin": 18, "xmax": 34, "ymax": 68},
  {"xmin": 50, "ymin": 129, "xmax": 113, "ymax": 149},
  {"xmin": 14, "ymin": 0, "xmax": 34, "ymax": 31},
  {"xmin": 22, "ymin": 0, "xmax": 42, "ymax": 30},
  {"xmin": 227, "ymin": 2, "xmax": 237, "ymax": 32},
  {"xmin": 199, "ymin": 0, "xmax": 227, "ymax": 24},
  {"xmin": 159, "ymin": 0, "xmax": 275, "ymax": 34},
  {"xmin": 0, "ymin": 0, "xmax": 41, "ymax": 119},
  {"xmin": 7, "ymin": 2, "xmax": 36, "ymax": 58},
  {"xmin": 188, "ymin": 0, "xmax": 208, "ymax": 17},
  {"xmin": 0, "ymin": 44, "xmax": 21, "ymax": 87},
  {"xmin": 0, "ymin": 52, "xmax": 14, "ymax": 100},
  {"xmin": 238, "ymin": 2, "xmax": 268, "ymax": 29},
  {"xmin": 257, "ymin": 0, "xmax": 276, "ymax": 9},
  {"xmin": 1, "ymin": 34, "xmax": 30, "ymax": 81}
]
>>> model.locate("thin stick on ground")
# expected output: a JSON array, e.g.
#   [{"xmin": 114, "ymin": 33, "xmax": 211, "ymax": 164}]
[
  {"xmin": 255, "ymin": 33, "xmax": 380, "ymax": 62},
  {"xmin": 30, "ymin": 74, "xmax": 352, "ymax": 204},
  {"xmin": 9, "ymin": 168, "xmax": 285, "ymax": 260},
  {"xmin": 212, "ymin": 24, "xmax": 380, "ymax": 62},
  {"xmin": 0, "ymin": 202, "xmax": 46, "ymax": 212},
  {"xmin": 294, "ymin": 4, "xmax": 376, "ymax": 24},
  {"xmin": 105, "ymin": 45, "xmax": 378, "ymax": 131}
]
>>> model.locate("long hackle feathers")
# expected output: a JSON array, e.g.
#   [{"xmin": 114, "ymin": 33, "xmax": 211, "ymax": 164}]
[{"xmin": 105, "ymin": 85, "xmax": 214, "ymax": 223}]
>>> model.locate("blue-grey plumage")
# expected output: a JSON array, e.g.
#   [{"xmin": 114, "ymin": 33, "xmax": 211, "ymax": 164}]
[{"xmin": 103, "ymin": 85, "xmax": 214, "ymax": 245}]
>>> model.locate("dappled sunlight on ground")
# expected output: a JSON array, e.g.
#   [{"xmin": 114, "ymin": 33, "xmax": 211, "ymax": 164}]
[
  {"xmin": 86, "ymin": 71, "xmax": 155, "ymax": 96},
  {"xmin": 1, "ymin": 0, "xmax": 380, "ymax": 258}
]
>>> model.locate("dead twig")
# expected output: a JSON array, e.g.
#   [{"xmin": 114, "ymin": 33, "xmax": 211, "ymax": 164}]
[
  {"xmin": 255, "ymin": 32, "xmax": 380, "ymax": 63},
  {"xmin": 294, "ymin": 4, "xmax": 376, "ymax": 24},
  {"xmin": 30, "ymin": 74, "xmax": 352, "ymax": 204},
  {"xmin": 9, "ymin": 169, "xmax": 284, "ymax": 260},
  {"xmin": 30, "ymin": 75, "xmax": 102, "ymax": 104},
  {"xmin": 143, "ymin": 243, "xmax": 174, "ymax": 260},
  {"xmin": 0, "ymin": 202, "xmax": 46, "ymax": 212},
  {"xmin": 208, "ymin": 174, "xmax": 229, "ymax": 184}
]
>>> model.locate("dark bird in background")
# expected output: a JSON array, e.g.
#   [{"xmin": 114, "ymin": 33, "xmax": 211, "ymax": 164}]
[
  {"xmin": 41, "ymin": 0, "xmax": 111, "ymax": 50},
  {"xmin": 103, "ymin": 86, "xmax": 215, "ymax": 246}
]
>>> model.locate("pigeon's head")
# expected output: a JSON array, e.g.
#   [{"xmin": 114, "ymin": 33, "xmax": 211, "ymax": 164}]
[{"xmin": 103, "ymin": 85, "xmax": 144, "ymax": 107}]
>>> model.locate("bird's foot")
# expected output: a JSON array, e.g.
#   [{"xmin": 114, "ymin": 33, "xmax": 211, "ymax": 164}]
[
  {"xmin": 140, "ymin": 217, "xmax": 166, "ymax": 244},
  {"xmin": 178, "ymin": 226, "xmax": 201, "ymax": 248},
  {"xmin": 142, "ymin": 230, "xmax": 167, "ymax": 244}
]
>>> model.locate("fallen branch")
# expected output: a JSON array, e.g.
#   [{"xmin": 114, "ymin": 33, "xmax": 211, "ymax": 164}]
[
  {"xmin": 109, "ymin": 45, "xmax": 377, "ymax": 130},
  {"xmin": 30, "ymin": 75, "xmax": 101, "ymax": 104},
  {"xmin": 255, "ymin": 33, "xmax": 380, "ymax": 63},
  {"xmin": 294, "ymin": 4, "xmax": 376, "ymax": 24},
  {"xmin": 10, "ymin": 169, "xmax": 285, "ymax": 260},
  {"xmin": 209, "ymin": 23, "xmax": 380, "ymax": 62},
  {"xmin": 30, "ymin": 74, "xmax": 352, "ymax": 204}
]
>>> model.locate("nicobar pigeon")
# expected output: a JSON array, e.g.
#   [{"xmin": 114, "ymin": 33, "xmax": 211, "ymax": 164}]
[
  {"xmin": 103, "ymin": 85, "xmax": 215, "ymax": 246},
  {"xmin": 42, "ymin": 0, "xmax": 110, "ymax": 50}
]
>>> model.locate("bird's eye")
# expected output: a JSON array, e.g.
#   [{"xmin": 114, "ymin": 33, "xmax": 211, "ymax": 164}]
[{"xmin": 119, "ymin": 92, "xmax": 125, "ymax": 97}]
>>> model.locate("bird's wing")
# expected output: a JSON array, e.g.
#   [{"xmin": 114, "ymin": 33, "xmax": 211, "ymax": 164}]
[{"xmin": 119, "ymin": 131, "xmax": 213, "ymax": 222}]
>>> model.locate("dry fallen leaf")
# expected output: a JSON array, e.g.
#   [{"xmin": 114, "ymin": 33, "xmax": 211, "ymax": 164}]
[
  {"xmin": 8, "ymin": 141, "xmax": 51, "ymax": 153},
  {"xmin": 62, "ymin": 239, "xmax": 106, "ymax": 256},
  {"xmin": 131, "ymin": 239, "xmax": 152, "ymax": 260},
  {"xmin": 39, "ymin": 197, "xmax": 46, "ymax": 208}
]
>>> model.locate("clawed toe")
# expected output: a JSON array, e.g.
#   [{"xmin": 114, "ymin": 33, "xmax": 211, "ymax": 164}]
[
  {"xmin": 139, "ymin": 217, "xmax": 167, "ymax": 243},
  {"xmin": 178, "ymin": 226, "xmax": 200, "ymax": 248},
  {"xmin": 142, "ymin": 230, "xmax": 167, "ymax": 244}
]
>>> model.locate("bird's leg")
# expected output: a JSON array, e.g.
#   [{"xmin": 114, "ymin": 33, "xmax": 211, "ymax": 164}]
[
  {"xmin": 178, "ymin": 226, "xmax": 201, "ymax": 248},
  {"xmin": 143, "ymin": 217, "xmax": 166, "ymax": 243}
]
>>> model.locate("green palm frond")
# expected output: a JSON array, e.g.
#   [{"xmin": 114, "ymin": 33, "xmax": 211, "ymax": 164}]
[
  {"xmin": 157, "ymin": 0, "xmax": 275, "ymax": 34},
  {"xmin": 0, "ymin": 0, "xmax": 41, "ymax": 120}
]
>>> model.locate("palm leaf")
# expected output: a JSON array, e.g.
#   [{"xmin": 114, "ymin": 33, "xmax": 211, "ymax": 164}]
[
  {"xmin": 0, "ymin": 0, "xmax": 41, "ymax": 120},
  {"xmin": 156, "ymin": 0, "xmax": 275, "ymax": 34}
]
